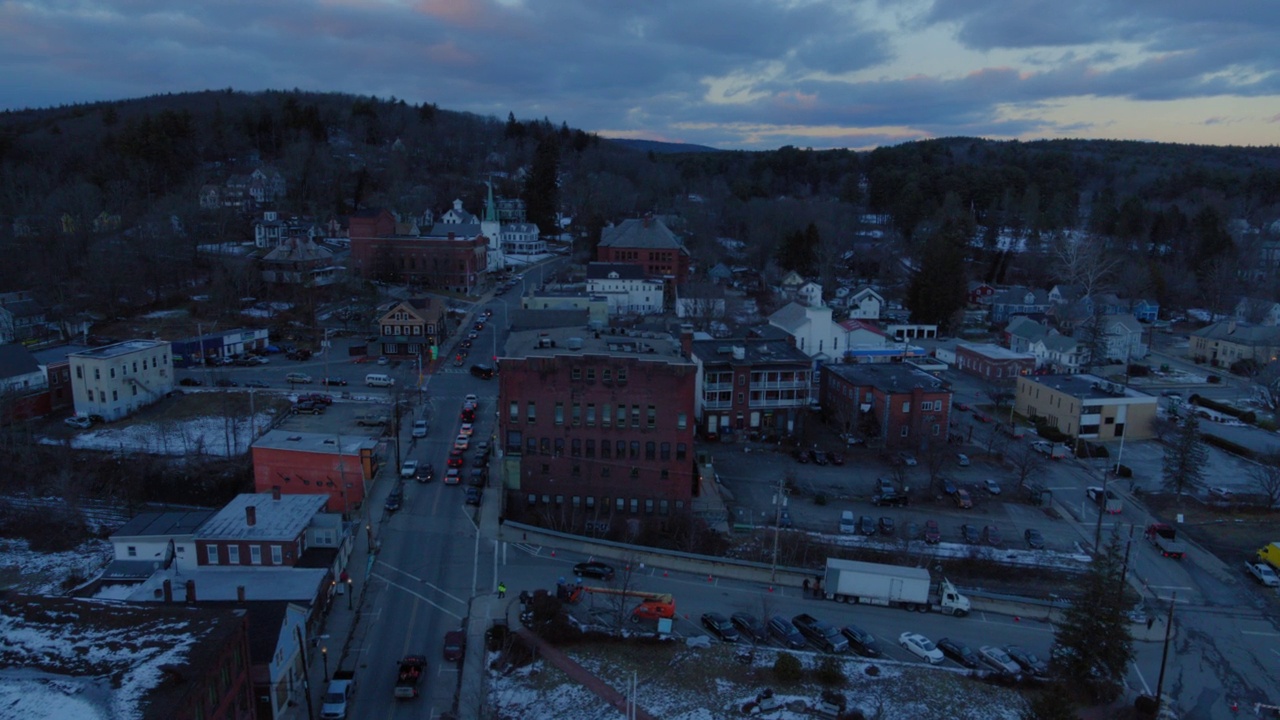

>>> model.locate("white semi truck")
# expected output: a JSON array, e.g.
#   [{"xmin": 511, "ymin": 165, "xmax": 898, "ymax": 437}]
[{"xmin": 822, "ymin": 558, "xmax": 971, "ymax": 616}]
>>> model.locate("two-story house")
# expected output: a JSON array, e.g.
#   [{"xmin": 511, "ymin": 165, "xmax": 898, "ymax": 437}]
[
  {"xmin": 260, "ymin": 237, "xmax": 340, "ymax": 286},
  {"xmin": 1235, "ymin": 297, "xmax": 1280, "ymax": 326},
  {"xmin": 373, "ymin": 296, "xmax": 448, "ymax": 360},
  {"xmin": 821, "ymin": 363, "xmax": 952, "ymax": 450},
  {"xmin": 1032, "ymin": 334, "xmax": 1089, "ymax": 374},
  {"xmin": 195, "ymin": 492, "xmax": 333, "ymax": 569},
  {"xmin": 1189, "ymin": 321, "xmax": 1280, "ymax": 368},
  {"xmin": 1095, "ymin": 314, "xmax": 1149, "ymax": 362},
  {"xmin": 690, "ymin": 337, "xmax": 813, "ymax": 438},
  {"xmin": 991, "ymin": 286, "xmax": 1051, "ymax": 323},
  {"xmin": 68, "ymin": 340, "xmax": 173, "ymax": 421},
  {"xmin": 845, "ymin": 287, "xmax": 884, "ymax": 320},
  {"xmin": 102, "ymin": 509, "xmax": 216, "ymax": 583},
  {"xmin": 585, "ymin": 262, "xmax": 665, "ymax": 316}
]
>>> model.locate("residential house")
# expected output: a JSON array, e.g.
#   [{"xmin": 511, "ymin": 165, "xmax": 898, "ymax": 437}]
[
  {"xmin": 1014, "ymin": 373, "xmax": 1157, "ymax": 440},
  {"xmin": 102, "ymin": 510, "xmax": 217, "ymax": 583},
  {"xmin": 440, "ymin": 198, "xmax": 479, "ymax": 224},
  {"xmin": 768, "ymin": 300, "xmax": 842, "ymax": 360},
  {"xmin": 967, "ymin": 281, "xmax": 997, "ymax": 306},
  {"xmin": 253, "ymin": 211, "xmax": 324, "ymax": 249},
  {"xmin": 249, "ymin": 167, "xmax": 287, "ymax": 204},
  {"xmin": 251, "ymin": 431, "xmax": 380, "ymax": 514},
  {"xmin": 0, "ymin": 291, "xmax": 50, "ymax": 343},
  {"xmin": 954, "ymin": 343, "xmax": 1035, "ymax": 380},
  {"xmin": 1004, "ymin": 316, "xmax": 1051, "ymax": 354},
  {"xmin": 845, "ymin": 286, "xmax": 884, "ymax": 320},
  {"xmin": 1051, "ymin": 290, "xmax": 1160, "ymax": 325},
  {"xmin": 195, "ymin": 492, "xmax": 334, "ymax": 569},
  {"xmin": 1235, "ymin": 297, "xmax": 1280, "ymax": 326},
  {"xmin": 706, "ymin": 263, "xmax": 734, "ymax": 285},
  {"xmin": 0, "ymin": 343, "xmax": 52, "ymax": 421},
  {"xmin": 990, "ymin": 286, "xmax": 1051, "ymax": 323},
  {"xmin": 1032, "ymin": 334, "xmax": 1089, "ymax": 374},
  {"xmin": 1189, "ymin": 321, "xmax": 1280, "ymax": 368},
  {"xmin": 597, "ymin": 215, "xmax": 691, "ymax": 284},
  {"xmin": 690, "ymin": 336, "xmax": 813, "ymax": 437},
  {"xmin": 373, "ymin": 296, "xmax": 448, "ymax": 360},
  {"xmin": 585, "ymin": 262, "xmax": 665, "ymax": 315},
  {"xmin": 821, "ymin": 363, "xmax": 951, "ymax": 450},
  {"xmin": 497, "ymin": 325, "xmax": 698, "ymax": 522},
  {"xmin": 68, "ymin": 340, "xmax": 173, "ymax": 421},
  {"xmin": 259, "ymin": 237, "xmax": 341, "ymax": 286},
  {"xmin": 1093, "ymin": 314, "xmax": 1149, "ymax": 362},
  {"xmin": 0, "ymin": 594, "xmax": 256, "ymax": 720}
]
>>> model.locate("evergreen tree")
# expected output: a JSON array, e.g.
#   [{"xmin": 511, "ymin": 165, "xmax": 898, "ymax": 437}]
[
  {"xmin": 524, "ymin": 135, "xmax": 560, "ymax": 234},
  {"xmin": 1048, "ymin": 527, "xmax": 1134, "ymax": 704},
  {"xmin": 1020, "ymin": 681, "xmax": 1078, "ymax": 720},
  {"xmin": 905, "ymin": 216, "xmax": 969, "ymax": 329},
  {"xmin": 776, "ymin": 222, "xmax": 819, "ymax": 275},
  {"xmin": 1162, "ymin": 412, "xmax": 1207, "ymax": 499}
]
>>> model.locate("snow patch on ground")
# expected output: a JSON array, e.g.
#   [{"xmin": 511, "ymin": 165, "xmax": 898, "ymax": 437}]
[
  {"xmin": 46, "ymin": 412, "xmax": 274, "ymax": 457},
  {"xmin": 0, "ymin": 538, "xmax": 113, "ymax": 595}
]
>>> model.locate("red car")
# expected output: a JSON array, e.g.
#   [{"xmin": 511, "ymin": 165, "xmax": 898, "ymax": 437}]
[
  {"xmin": 447, "ymin": 450, "xmax": 465, "ymax": 468},
  {"xmin": 923, "ymin": 520, "xmax": 941, "ymax": 544},
  {"xmin": 955, "ymin": 402, "xmax": 970, "ymax": 411}
]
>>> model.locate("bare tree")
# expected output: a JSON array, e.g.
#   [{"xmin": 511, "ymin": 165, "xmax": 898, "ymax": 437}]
[
  {"xmin": 1250, "ymin": 453, "xmax": 1280, "ymax": 509},
  {"xmin": 979, "ymin": 378, "xmax": 1017, "ymax": 415},
  {"xmin": 1053, "ymin": 235, "xmax": 1118, "ymax": 298},
  {"xmin": 921, "ymin": 439, "xmax": 950, "ymax": 487},
  {"xmin": 980, "ymin": 423, "xmax": 1009, "ymax": 457},
  {"xmin": 1006, "ymin": 442, "xmax": 1047, "ymax": 490}
]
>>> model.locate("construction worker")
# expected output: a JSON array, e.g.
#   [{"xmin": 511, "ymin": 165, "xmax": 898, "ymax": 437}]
[{"xmin": 497, "ymin": 582, "xmax": 506, "ymax": 599}]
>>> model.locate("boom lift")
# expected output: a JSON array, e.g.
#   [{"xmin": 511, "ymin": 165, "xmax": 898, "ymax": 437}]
[{"xmin": 558, "ymin": 583, "xmax": 675, "ymax": 620}]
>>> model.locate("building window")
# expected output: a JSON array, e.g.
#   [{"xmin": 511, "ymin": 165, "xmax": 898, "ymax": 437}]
[
  {"xmin": 676, "ymin": 443, "xmax": 687, "ymax": 460},
  {"xmin": 602, "ymin": 404, "xmax": 612, "ymax": 428},
  {"xmin": 737, "ymin": 392, "xmax": 744, "ymax": 404},
  {"xmin": 630, "ymin": 498, "xmax": 639, "ymax": 512},
  {"xmin": 587, "ymin": 369, "xmax": 596, "ymax": 381},
  {"xmin": 601, "ymin": 440, "xmax": 611, "ymax": 459},
  {"xmin": 127, "ymin": 546, "xmax": 137, "ymax": 557},
  {"xmin": 206, "ymin": 545, "xmax": 218, "ymax": 565},
  {"xmin": 554, "ymin": 438, "xmax": 564, "ymax": 456},
  {"xmin": 616, "ymin": 497, "xmax": 625, "ymax": 511},
  {"xmin": 227, "ymin": 545, "xmax": 240, "ymax": 564},
  {"xmin": 271, "ymin": 545, "xmax": 282, "ymax": 564},
  {"xmin": 902, "ymin": 401, "xmax": 910, "ymax": 412},
  {"xmin": 900, "ymin": 426, "xmax": 909, "ymax": 437},
  {"xmin": 585, "ymin": 496, "xmax": 596, "ymax": 508},
  {"xmin": 617, "ymin": 369, "xmax": 627, "ymax": 383},
  {"xmin": 645, "ymin": 441, "xmax": 656, "ymax": 460},
  {"xmin": 554, "ymin": 402, "xmax": 564, "ymax": 425},
  {"xmin": 509, "ymin": 401, "xmax": 519, "ymax": 423},
  {"xmin": 527, "ymin": 401, "xmax": 536, "ymax": 424},
  {"xmin": 932, "ymin": 423, "xmax": 940, "ymax": 436},
  {"xmin": 540, "ymin": 437, "xmax": 551, "ymax": 455},
  {"xmin": 527, "ymin": 437, "xmax": 537, "ymax": 455},
  {"xmin": 660, "ymin": 442, "xmax": 671, "ymax": 460},
  {"xmin": 572, "ymin": 368, "xmax": 582, "ymax": 380},
  {"xmin": 112, "ymin": 390, "xmax": 118, "ymax": 401},
  {"xmin": 585, "ymin": 439, "xmax": 595, "ymax": 458},
  {"xmin": 604, "ymin": 369, "xmax": 612, "ymax": 382},
  {"xmin": 661, "ymin": 469, "xmax": 669, "ymax": 479},
  {"xmin": 647, "ymin": 405, "xmax": 656, "ymax": 428},
  {"xmin": 572, "ymin": 403, "xmax": 581, "ymax": 426},
  {"xmin": 250, "ymin": 545, "xmax": 262, "ymax": 565},
  {"xmin": 677, "ymin": 413, "xmax": 687, "ymax": 430},
  {"xmin": 737, "ymin": 374, "xmax": 744, "ymax": 386},
  {"xmin": 660, "ymin": 500, "xmax": 669, "ymax": 515},
  {"xmin": 619, "ymin": 440, "xmax": 628, "ymax": 458},
  {"xmin": 541, "ymin": 464, "xmax": 550, "ymax": 475},
  {"xmin": 617, "ymin": 405, "xmax": 626, "ymax": 426},
  {"xmin": 76, "ymin": 366, "xmax": 82, "ymax": 379},
  {"xmin": 586, "ymin": 404, "xmax": 596, "ymax": 425},
  {"xmin": 631, "ymin": 405, "xmax": 641, "ymax": 428}
]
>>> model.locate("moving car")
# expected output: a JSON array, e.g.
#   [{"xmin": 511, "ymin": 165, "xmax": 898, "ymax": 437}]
[
  {"xmin": 573, "ymin": 561, "xmax": 616, "ymax": 580},
  {"xmin": 464, "ymin": 486, "xmax": 482, "ymax": 506},
  {"xmin": 321, "ymin": 377, "xmax": 348, "ymax": 386},
  {"xmin": 954, "ymin": 489, "xmax": 973, "ymax": 509},
  {"xmin": 464, "ymin": 393, "xmax": 478, "ymax": 406},
  {"xmin": 899, "ymin": 632, "xmax": 944, "ymax": 664},
  {"xmin": 291, "ymin": 400, "xmax": 325, "ymax": 415},
  {"xmin": 1025, "ymin": 528, "xmax": 1045, "ymax": 549},
  {"xmin": 730, "ymin": 613, "xmax": 769, "ymax": 644},
  {"xmin": 384, "ymin": 486, "xmax": 404, "ymax": 512},
  {"xmin": 937, "ymin": 637, "xmax": 979, "ymax": 668},
  {"xmin": 840, "ymin": 624, "xmax": 881, "ymax": 657},
  {"xmin": 447, "ymin": 450, "xmax": 465, "ymax": 468},
  {"xmin": 415, "ymin": 464, "xmax": 435, "ymax": 483},
  {"xmin": 453, "ymin": 435, "xmax": 469, "ymax": 450},
  {"xmin": 412, "ymin": 420, "xmax": 428, "ymax": 438},
  {"xmin": 701, "ymin": 613, "xmax": 740, "ymax": 642},
  {"xmin": 285, "ymin": 372, "xmax": 313, "ymax": 384},
  {"xmin": 399, "ymin": 460, "xmax": 419, "ymax": 479},
  {"xmin": 214, "ymin": 378, "xmax": 238, "ymax": 388},
  {"xmin": 444, "ymin": 468, "xmax": 461, "ymax": 484},
  {"xmin": 460, "ymin": 422, "xmax": 474, "ymax": 437}
]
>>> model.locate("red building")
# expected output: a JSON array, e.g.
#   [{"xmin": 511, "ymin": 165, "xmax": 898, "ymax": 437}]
[
  {"xmin": 194, "ymin": 492, "xmax": 330, "ymax": 568},
  {"xmin": 954, "ymin": 343, "xmax": 1035, "ymax": 381},
  {"xmin": 597, "ymin": 216, "xmax": 691, "ymax": 285},
  {"xmin": 498, "ymin": 326, "xmax": 698, "ymax": 525},
  {"xmin": 348, "ymin": 208, "xmax": 490, "ymax": 294},
  {"xmin": 821, "ymin": 363, "xmax": 952, "ymax": 450},
  {"xmin": 251, "ymin": 430, "xmax": 379, "ymax": 514}
]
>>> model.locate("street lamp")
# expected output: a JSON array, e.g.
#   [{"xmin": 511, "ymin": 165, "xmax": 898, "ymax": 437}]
[
  {"xmin": 321, "ymin": 646, "xmax": 329, "ymax": 682},
  {"xmin": 346, "ymin": 577, "xmax": 353, "ymax": 610}
]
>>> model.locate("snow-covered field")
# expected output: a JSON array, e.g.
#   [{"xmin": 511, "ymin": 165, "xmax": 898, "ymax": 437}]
[
  {"xmin": 45, "ymin": 411, "xmax": 276, "ymax": 457},
  {"xmin": 488, "ymin": 641, "xmax": 1027, "ymax": 720},
  {"xmin": 0, "ymin": 538, "xmax": 112, "ymax": 596}
]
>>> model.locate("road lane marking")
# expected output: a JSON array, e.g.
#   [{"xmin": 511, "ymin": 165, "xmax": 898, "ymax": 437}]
[
  {"xmin": 373, "ymin": 572, "xmax": 465, "ymax": 619},
  {"xmin": 376, "ymin": 561, "xmax": 468, "ymax": 606},
  {"xmin": 1133, "ymin": 663, "xmax": 1152, "ymax": 695},
  {"xmin": 1241, "ymin": 630, "xmax": 1280, "ymax": 637},
  {"xmin": 1146, "ymin": 585, "xmax": 1192, "ymax": 590}
]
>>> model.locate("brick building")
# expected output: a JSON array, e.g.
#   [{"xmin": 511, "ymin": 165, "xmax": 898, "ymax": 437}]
[
  {"xmin": 689, "ymin": 337, "xmax": 814, "ymax": 438},
  {"xmin": 597, "ymin": 216, "xmax": 691, "ymax": 285},
  {"xmin": 497, "ymin": 326, "xmax": 698, "ymax": 524},
  {"xmin": 954, "ymin": 343, "xmax": 1036, "ymax": 380},
  {"xmin": 821, "ymin": 364, "xmax": 952, "ymax": 450},
  {"xmin": 347, "ymin": 208, "xmax": 490, "ymax": 294},
  {"xmin": 194, "ymin": 492, "xmax": 332, "ymax": 568},
  {"xmin": 250, "ymin": 431, "xmax": 379, "ymax": 514}
]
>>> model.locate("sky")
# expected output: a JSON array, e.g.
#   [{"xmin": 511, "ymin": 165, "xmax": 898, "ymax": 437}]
[{"xmin": 0, "ymin": 0, "xmax": 1277, "ymax": 151}]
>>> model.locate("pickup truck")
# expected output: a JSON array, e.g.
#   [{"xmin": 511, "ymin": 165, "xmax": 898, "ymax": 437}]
[
  {"xmin": 1144, "ymin": 523, "xmax": 1187, "ymax": 559},
  {"xmin": 791, "ymin": 613, "xmax": 849, "ymax": 653},
  {"xmin": 320, "ymin": 670, "xmax": 356, "ymax": 719},
  {"xmin": 393, "ymin": 655, "xmax": 427, "ymax": 699},
  {"xmin": 1245, "ymin": 561, "xmax": 1280, "ymax": 587},
  {"xmin": 1087, "ymin": 486, "xmax": 1122, "ymax": 514}
]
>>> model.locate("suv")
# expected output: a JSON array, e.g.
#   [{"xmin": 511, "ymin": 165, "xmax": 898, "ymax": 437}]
[
  {"xmin": 840, "ymin": 624, "xmax": 881, "ymax": 657},
  {"xmin": 470, "ymin": 364, "xmax": 495, "ymax": 380},
  {"xmin": 766, "ymin": 616, "xmax": 806, "ymax": 649},
  {"xmin": 792, "ymin": 614, "xmax": 848, "ymax": 653},
  {"xmin": 356, "ymin": 413, "xmax": 388, "ymax": 427},
  {"xmin": 291, "ymin": 400, "xmax": 325, "ymax": 415}
]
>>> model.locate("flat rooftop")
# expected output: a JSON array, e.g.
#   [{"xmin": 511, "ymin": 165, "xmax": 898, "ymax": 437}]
[
  {"xmin": 113, "ymin": 510, "xmax": 216, "ymax": 538},
  {"xmin": 124, "ymin": 565, "xmax": 329, "ymax": 603},
  {"xmin": 504, "ymin": 325, "xmax": 689, "ymax": 362},
  {"xmin": 825, "ymin": 363, "xmax": 948, "ymax": 394},
  {"xmin": 252, "ymin": 430, "xmax": 378, "ymax": 455},
  {"xmin": 690, "ymin": 338, "xmax": 811, "ymax": 366},
  {"xmin": 957, "ymin": 343, "xmax": 1035, "ymax": 360},
  {"xmin": 196, "ymin": 493, "xmax": 329, "ymax": 541},
  {"xmin": 1022, "ymin": 373, "xmax": 1155, "ymax": 401},
  {"xmin": 69, "ymin": 339, "xmax": 169, "ymax": 360}
]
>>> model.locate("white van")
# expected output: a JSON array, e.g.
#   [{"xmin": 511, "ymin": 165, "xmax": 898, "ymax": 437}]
[
  {"xmin": 839, "ymin": 511, "xmax": 856, "ymax": 535},
  {"xmin": 364, "ymin": 373, "xmax": 395, "ymax": 387}
]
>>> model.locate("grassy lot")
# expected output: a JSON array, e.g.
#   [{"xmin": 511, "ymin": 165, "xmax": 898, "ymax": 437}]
[{"xmin": 1141, "ymin": 492, "xmax": 1277, "ymax": 561}]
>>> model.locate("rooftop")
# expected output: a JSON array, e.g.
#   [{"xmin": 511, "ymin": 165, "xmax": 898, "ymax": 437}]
[
  {"xmin": 957, "ymin": 343, "xmax": 1036, "ymax": 360},
  {"xmin": 825, "ymin": 363, "xmax": 949, "ymax": 394},
  {"xmin": 69, "ymin": 339, "xmax": 170, "ymax": 360},
  {"xmin": 598, "ymin": 217, "xmax": 688, "ymax": 253},
  {"xmin": 196, "ymin": 493, "xmax": 328, "ymax": 541},
  {"xmin": 123, "ymin": 565, "xmax": 330, "ymax": 603},
  {"xmin": 586, "ymin": 262, "xmax": 647, "ymax": 280},
  {"xmin": 504, "ymin": 325, "xmax": 689, "ymax": 362},
  {"xmin": 1020, "ymin": 373, "xmax": 1155, "ymax": 401},
  {"xmin": 690, "ymin": 338, "xmax": 812, "ymax": 366},
  {"xmin": 113, "ymin": 510, "xmax": 217, "ymax": 539},
  {"xmin": 252, "ymin": 430, "xmax": 378, "ymax": 455}
]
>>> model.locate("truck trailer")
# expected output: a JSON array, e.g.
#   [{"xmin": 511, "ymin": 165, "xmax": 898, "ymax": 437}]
[
  {"xmin": 822, "ymin": 558, "xmax": 970, "ymax": 616},
  {"xmin": 1145, "ymin": 523, "xmax": 1187, "ymax": 559}
]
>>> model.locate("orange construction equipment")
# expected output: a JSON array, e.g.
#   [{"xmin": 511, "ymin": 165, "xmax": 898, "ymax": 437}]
[{"xmin": 567, "ymin": 585, "xmax": 676, "ymax": 620}]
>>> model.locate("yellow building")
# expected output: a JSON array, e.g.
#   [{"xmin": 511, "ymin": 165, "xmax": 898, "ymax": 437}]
[{"xmin": 1014, "ymin": 373, "xmax": 1157, "ymax": 441}]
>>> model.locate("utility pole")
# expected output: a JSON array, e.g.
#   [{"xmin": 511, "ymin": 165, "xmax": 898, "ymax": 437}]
[
  {"xmin": 1153, "ymin": 591, "xmax": 1177, "ymax": 716},
  {"xmin": 770, "ymin": 471, "xmax": 785, "ymax": 583}
]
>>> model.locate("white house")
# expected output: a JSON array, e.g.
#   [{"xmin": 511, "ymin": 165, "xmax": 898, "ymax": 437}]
[
  {"xmin": 1235, "ymin": 297, "xmax": 1280, "ymax": 326},
  {"xmin": 105, "ymin": 510, "xmax": 216, "ymax": 578},
  {"xmin": 845, "ymin": 287, "xmax": 884, "ymax": 320},
  {"xmin": 1031, "ymin": 334, "xmax": 1089, "ymax": 373},
  {"xmin": 768, "ymin": 301, "xmax": 842, "ymax": 359},
  {"xmin": 585, "ymin": 262, "xmax": 664, "ymax": 315},
  {"xmin": 69, "ymin": 340, "xmax": 174, "ymax": 421}
]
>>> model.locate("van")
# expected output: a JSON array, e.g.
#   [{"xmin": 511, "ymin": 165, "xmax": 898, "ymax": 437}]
[
  {"xmin": 365, "ymin": 373, "xmax": 395, "ymax": 387},
  {"xmin": 839, "ymin": 511, "xmax": 856, "ymax": 534},
  {"xmin": 469, "ymin": 364, "xmax": 495, "ymax": 380}
]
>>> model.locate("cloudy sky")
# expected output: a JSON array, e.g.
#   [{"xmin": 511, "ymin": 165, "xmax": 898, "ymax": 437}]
[{"xmin": 1, "ymin": 0, "xmax": 1277, "ymax": 150}]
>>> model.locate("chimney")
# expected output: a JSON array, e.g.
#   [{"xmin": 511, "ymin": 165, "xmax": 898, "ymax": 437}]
[
  {"xmin": 163, "ymin": 579, "xmax": 173, "ymax": 603},
  {"xmin": 272, "ymin": 486, "xmax": 282, "ymax": 501},
  {"xmin": 679, "ymin": 324, "xmax": 694, "ymax": 357},
  {"xmin": 245, "ymin": 505, "xmax": 257, "ymax": 526},
  {"xmin": 643, "ymin": 213, "xmax": 651, "ymax": 228},
  {"xmin": 185, "ymin": 579, "xmax": 196, "ymax": 603},
  {"xmin": 236, "ymin": 585, "xmax": 246, "ymax": 603}
]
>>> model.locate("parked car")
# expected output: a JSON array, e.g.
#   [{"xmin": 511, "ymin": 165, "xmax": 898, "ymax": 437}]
[
  {"xmin": 1207, "ymin": 486, "xmax": 1234, "ymax": 500},
  {"xmin": 291, "ymin": 401, "xmax": 325, "ymax": 415},
  {"xmin": 467, "ymin": 468, "xmax": 485, "ymax": 486},
  {"xmin": 767, "ymin": 616, "xmax": 806, "ymax": 649},
  {"xmin": 971, "ymin": 409, "xmax": 992, "ymax": 423},
  {"xmin": 937, "ymin": 637, "xmax": 979, "ymax": 668},
  {"xmin": 956, "ymin": 453, "xmax": 970, "ymax": 467},
  {"xmin": 384, "ymin": 486, "xmax": 404, "ymax": 512},
  {"xmin": 878, "ymin": 517, "xmax": 895, "ymax": 535},
  {"xmin": 730, "ymin": 612, "xmax": 770, "ymax": 644},
  {"xmin": 982, "ymin": 525, "xmax": 1003, "ymax": 547},
  {"xmin": 941, "ymin": 477, "xmax": 958, "ymax": 496},
  {"xmin": 792, "ymin": 448, "xmax": 810, "ymax": 464},
  {"xmin": 178, "ymin": 378, "xmax": 203, "ymax": 386},
  {"xmin": 243, "ymin": 379, "xmax": 270, "ymax": 388},
  {"xmin": 983, "ymin": 479, "xmax": 1002, "ymax": 495},
  {"xmin": 828, "ymin": 451, "xmax": 845, "ymax": 466},
  {"xmin": 64, "ymin": 416, "xmax": 93, "ymax": 429},
  {"xmin": 840, "ymin": 624, "xmax": 881, "ymax": 657},
  {"xmin": 1004, "ymin": 645, "xmax": 1049, "ymax": 677},
  {"xmin": 810, "ymin": 450, "xmax": 828, "ymax": 466},
  {"xmin": 464, "ymin": 393, "xmax": 478, "ymax": 406},
  {"xmin": 923, "ymin": 520, "xmax": 941, "ymax": 544},
  {"xmin": 214, "ymin": 378, "xmax": 238, "ymax": 388},
  {"xmin": 301, "ymin": 393, "xmax": 333, "ymax": 405},
  {"xmin": 839, "ymin": 511, "xmax": 856, "ymax": 534},
  {"xmin": 464, "ymin": 486, "xmax": 482, "ymax": 506},
  {"xmin": 443, "ymin": 630, "xmax": 466, "ymax": 663},
  {"xmin": 399, "ymin": 460, "xmax": 419, "ymax": 479},
  {"xmin": 701, "ymin": 613, "xmax": 740, "ymax": 642},
  {"xmin": 978, "ymin": 646, "xmax": 1022, "ymax": 677},
  {"xmin": 321, "ymin": 377, "xmax": 348, "ymax": 386},
  {"xmin": 472, "ymin": 451, "xmax": 489, "ymax": 468},
  {"xmin": 791, "ymin": 613, "xmax": 848, "ymax": 653},
  {"xmin": 858, "ymin": 515, "xmax": 877, "ymax": 536},
  {"xmin": 285, "ymin": 372, "xmax": 313, "ymax": 384},
  {"xmin": 954, "ymin": 489, "xmax": 973, "ymax": 509},
  {"xmin": 873, "ymin": 492, "xmax": 909, "ymax": 507},
  {"xmin": 896, "ymin": 451, "xmax": 918, "ymax": 467},
  {"xmin": 573, "ymin": 561, "xmax": 615, "ymax": 580},
  {"xmin": 1024, "ymin": 528, "xmax": 1045, "ymax": 549},
  {"xmin": 876, "ymin": 478, "xmax": 896, "ymax": 496},
  {"xmin": 899, "ymin": 632, "xmax": 944, "ymax": 663},
  {"xmin": 961, "ymin": 524, "xmax": 980, "ymax": 543},
  {"xmin": 955, "ymin": 402, "xmax": 970, "ymax": 411},
  {"xmin": 412, "ymin": 420, "xmax": 428, "ymax": 438}
]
